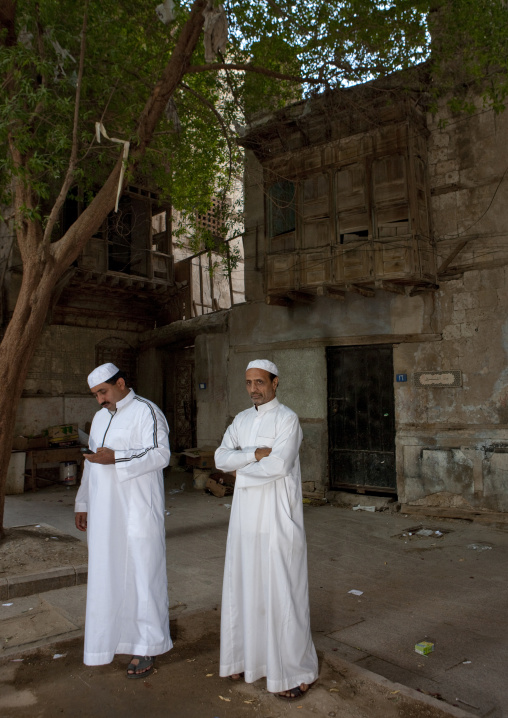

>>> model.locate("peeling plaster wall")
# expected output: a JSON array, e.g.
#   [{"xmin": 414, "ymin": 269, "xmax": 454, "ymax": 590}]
[
  {"xmin": 394, "ymin": 97, "xmax": 508, "ymax": 511},
  {"xmin": 395, "ymin": 266, "xmax": 508, "ymax": 510}
]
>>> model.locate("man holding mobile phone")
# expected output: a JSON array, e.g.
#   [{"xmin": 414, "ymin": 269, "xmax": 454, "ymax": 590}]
[{"xmin": 75, "ymin": 363, "xmax": 172, "ymax": 679}]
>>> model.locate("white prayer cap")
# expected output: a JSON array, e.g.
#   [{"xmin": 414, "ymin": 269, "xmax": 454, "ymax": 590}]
[
  {"xmin": 87, "ymin": 363, "xmax": 120, "ymax": 389},
  {"xmin": 246, "ymin": 359, "xmax": 279, "ymax": 376}
]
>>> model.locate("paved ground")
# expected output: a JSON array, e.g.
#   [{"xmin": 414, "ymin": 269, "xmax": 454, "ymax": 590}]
[{"xmin": 2, "ymin": 482, "xmax": 508, "ymax": 717}]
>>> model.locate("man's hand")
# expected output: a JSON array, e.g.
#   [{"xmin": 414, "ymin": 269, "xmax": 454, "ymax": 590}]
[
  {"xmin": 255, "ymin": 447, "xmax": 272, "ymax": 462},
  {"xmin": 83, "ymin": 447, "xmax": 115, "ymax": 464},
  {"xmin": 75, "ymin": 512, "xmax": 87, "ymax": 532}
]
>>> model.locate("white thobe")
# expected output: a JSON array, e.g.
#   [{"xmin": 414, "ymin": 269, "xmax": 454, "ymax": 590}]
[
  {"xmin": 215, "ymin": 397, "xmax": 318, "ymax": 693},
  {"xmin": 75, "ymin": 388, "xmax": 172, "ymax": 666}
]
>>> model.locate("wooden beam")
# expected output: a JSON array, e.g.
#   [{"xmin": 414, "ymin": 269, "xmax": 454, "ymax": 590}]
[
  {"xmin": 437, "ymin": 237, "xmax": 475, "ymax": 275},
  {"xmin": 376, "ymin": 280, "xmax": 406, "ymax": 295},
  {"xmin": 349, "ymin": 284, "xmax": 375, "ymax": 298},
  {"xmin": 439, "ymin": 257, "xmax": 508, "ymax": 278},
  {"xmin": 316, "ymin": 286, "xmax": 346, "ymax": 300}
]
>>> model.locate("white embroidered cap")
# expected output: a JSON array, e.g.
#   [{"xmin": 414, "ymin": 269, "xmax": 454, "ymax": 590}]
[
  {"xmin": 87, "ymin": 363, "xmax": 120, "ymax": 389},
  {"xmin": 246, "ymin": 359, "xmax": 279, "ymax": 376}
]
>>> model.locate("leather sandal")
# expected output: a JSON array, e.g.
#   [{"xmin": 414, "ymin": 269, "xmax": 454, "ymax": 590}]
[
  {"xmin": 126, "ymin": 655, "xmax": 154, "ymax": 679},
  {"xmin": 277, "ymin": 682, "xmax": 313, "ymax": 700}
]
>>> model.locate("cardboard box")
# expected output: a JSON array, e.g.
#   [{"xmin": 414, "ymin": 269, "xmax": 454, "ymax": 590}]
[
  {"xmin": 209, "ymin": 471, "xmax": 236, "ymax": 487},
  {"xmin": 47, "ymin": 424, "xmax": 79, "ymax": 446},
  {"xmin": 12, "ymin": 435, "xmax": 49, "ymax": 451},
  {"xmin": 415, "ymin": 641, "xmax": 434, "ymax": 655},
  {"xmin": 205, "ymin": 477, "xmax": 233, "ymax": 498},
  {"xmin": 182, "ymin": 447, "xmax": 216, "ymax": 469}
]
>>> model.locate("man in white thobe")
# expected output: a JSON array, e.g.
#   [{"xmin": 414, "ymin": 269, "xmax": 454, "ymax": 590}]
[
  {"xmin": 215, "ymin": 359, "xmax": 318, "ymax": 699},
  {"xmin": 75, "ymin": 363, "xmax": 172, "ymax": 678}
]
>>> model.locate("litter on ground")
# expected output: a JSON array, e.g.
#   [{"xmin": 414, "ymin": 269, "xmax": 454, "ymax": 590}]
[{"xmin": 467, "ymin": 543, "xmax": 492, "ymax": 551}]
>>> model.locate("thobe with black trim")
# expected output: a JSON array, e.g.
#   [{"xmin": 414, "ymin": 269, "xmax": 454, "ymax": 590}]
[
  {"xmin": 215, "ymin": 396, "xmax": 318, "ymax": 693},
  {"xmin": 75, "ymin": 388, "xmax": 172, "ymax": 666}
]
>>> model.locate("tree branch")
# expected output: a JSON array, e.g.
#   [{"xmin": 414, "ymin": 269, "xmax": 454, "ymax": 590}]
[
  {"xmin": 132, "ymin": 0, "xmax": 208, "ymax": 160},
  {"xmin": 50, "ymin": 0, "xmax": 209, "ymax": 269},
  {"xmin": 43, "ymin": 4, "xmax": 88, "ymax": 244},
  {"xmin": 186, "ymin": 62, "xmax": 326, "ymax": 85},
  {"xmin": 7, "ymin": 132, "xmax": 32, "ymax": 260},
  {"xmin": 27, "ymin": 5, "xmax": 49, "ymax": 122}
]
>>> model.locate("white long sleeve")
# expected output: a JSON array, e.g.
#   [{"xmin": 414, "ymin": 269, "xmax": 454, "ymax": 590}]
[
  {"xmin": 215, "ymin": 421, "xmax": 257, "ymax": 472},
  {"xmin": 75, "ymin": 458, "xmax": 90, "ymax": 512},
  {"xmin": 113, "ymin": 400, "xmax": 170, "ymax": 482},
  {"xmin": 235, "ymin": 413, "xmax": 302, "ymax": 489}
]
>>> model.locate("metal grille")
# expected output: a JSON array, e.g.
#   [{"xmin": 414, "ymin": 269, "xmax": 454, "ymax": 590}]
[{"xmin": 327, "ymin": 344, "xmax": 396, "ymax": 493}]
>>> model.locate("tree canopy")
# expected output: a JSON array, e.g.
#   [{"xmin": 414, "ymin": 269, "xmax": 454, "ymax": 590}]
[{"xmin": 1, "ymin": 0, "xmax": 507, "ymax": 235}]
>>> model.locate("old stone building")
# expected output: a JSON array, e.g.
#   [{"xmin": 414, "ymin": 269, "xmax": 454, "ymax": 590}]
[
  {"xmin": 6, "ymin": 69, "xmax": 508, "ymax": 513},
  {"xmin": 161, "ymin": 73, "xmax": 508, "ymax": 512}
]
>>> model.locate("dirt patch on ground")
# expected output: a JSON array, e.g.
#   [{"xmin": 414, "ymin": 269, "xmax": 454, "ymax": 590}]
[
  {"xmin": 0, "ymin": 525, "xmax": 87, "ymax": 577},
  {"xmin": 0, "ymin": 611, "xmax": 465, "ymax": 718}
]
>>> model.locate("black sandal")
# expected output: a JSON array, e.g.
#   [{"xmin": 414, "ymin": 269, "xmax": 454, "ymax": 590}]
[
  {"xmin": 126, "ymin": 655, "xmax": 154, "ymax": 679},
  {"xmin": 277, "ymin": 683, "xmax": 312, "ymax": 700}
]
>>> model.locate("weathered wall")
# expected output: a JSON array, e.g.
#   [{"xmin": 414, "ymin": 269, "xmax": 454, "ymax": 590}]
[
  {"xmin": 202, "ymin": 93, "xmax": 508, "ymax": 510},
  {"xmin": 14, "ymin": 325, "xmax": 138, "ymax": 436},
  {"xmin": 193, "ymin": 292, "xmax": 434, "ymax": 496},
  {"xmin": 395, "ymin": 266, "xmax": 508, "ymax": 510},
  {"xmin": 393, "ymin": 98, "xmax": 508, "ymax": 510},
  {"xmin": 194, "ymin": 333, "xmax": 229, "ymax": 447},
  {"xmin": 429, "ymin": 102, "xmax": 508, "ymax": 275}
]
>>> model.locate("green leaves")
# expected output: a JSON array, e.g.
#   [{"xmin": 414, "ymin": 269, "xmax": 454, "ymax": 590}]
[
  {"xmin": 1, "ymin": 0, "xmax": 507, "ymax": 251},
  {"xmin": 429, "ymin": 0, "xmax": 508, "ymax": 114}
]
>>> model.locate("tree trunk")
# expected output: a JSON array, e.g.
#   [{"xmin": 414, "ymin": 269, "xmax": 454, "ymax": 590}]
[
  {"xmin": 0, "ymin": 261, "xmax": 63, "ymax": 535},
  {"xmin": 0, "ymin": 0, "xmax": 208, "ymax": 535}
]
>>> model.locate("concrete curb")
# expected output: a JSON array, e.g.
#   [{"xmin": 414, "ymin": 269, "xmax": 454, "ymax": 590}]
[
  {"xmin": 0, "ymin": 629, "xmax": 84, "ymax": 661},
  {"xmin": 0, "ymin": 564, "xmax": 87, "ymax": 600},
  {"xmin": 400, "ymin": 504, "xmax": 508, "ymax": 525},
  {"xmin": 324, "ymin": 651, "xmax": 477, "ymax": 718}
]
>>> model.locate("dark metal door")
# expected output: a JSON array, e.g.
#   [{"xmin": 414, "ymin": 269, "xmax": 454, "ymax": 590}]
[
  {"xmin": 174, "ymin": 356, "xmax": 196, "ymax": 452},
  {"xmin": 327, "ymin": 345, "xmax": 396, "ymax": 492}
]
